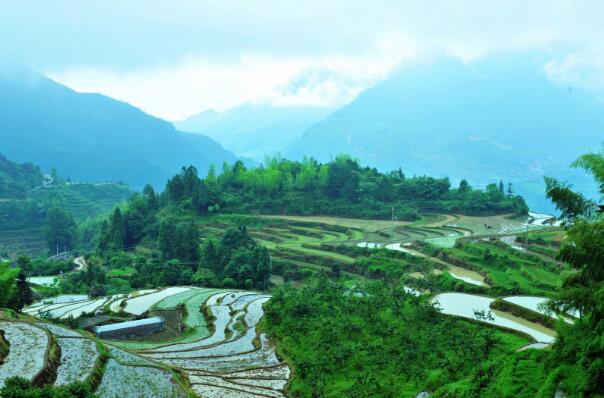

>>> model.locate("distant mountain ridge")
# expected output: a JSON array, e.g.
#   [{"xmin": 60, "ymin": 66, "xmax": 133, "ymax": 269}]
[
  {"xmin": 286, "ymin": 56, "xmax": 604, "ymax": 211},
  {"xmin": 0, "ymin": 66, "xmax": 238, "ymax": 190},
  {"xmin": 175, "ymin": 104, "xmax": 334, "ymax": 160}
]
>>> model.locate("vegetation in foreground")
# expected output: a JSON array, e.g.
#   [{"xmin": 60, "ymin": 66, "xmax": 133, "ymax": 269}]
[
  {"xmin": 3, "ymin": 147, "xmax": 603, "ymax": 397},
  {"xmin": 264, "ymin": 278, "xmax": 529, "ymax": 397},
  {"xmin": 0, "ymin": 377, "xmax": 95, "ymax": 398}
]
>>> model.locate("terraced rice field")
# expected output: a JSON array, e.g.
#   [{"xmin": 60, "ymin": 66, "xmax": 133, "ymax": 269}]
[
  {"xmin": 212, "ymin": 213, "xmax": 560, "ymax": 290},
  {"xmin": 0, "ymin": 227, "xmax": 47, "ymax": 256},
  {"xmin": 433, "ymin": 292, "xmax": 556, "ymax": 343},
  {"xmin": 27, "ymin": 275, "xmax": 60, "ymax": 287},
  {"xmin": 36, "ymin": 322, "xmax": 83, "ymax": 338},
  {"xmin": 61, "ymin": 297, "xmax": 109, "ymax": 319},
  {"xmin": 109, "ymin": 290, "xmax": 156, "ymax": 313},
  {"xmin": 423, "ymin": 232, "xmax": 461, "ymax": 248},
  {"xmin": 502, "ymin": 295, "xmax": 549, "ymax": 314},
  {"xmin": 138, "ymin": 290, "xmax": 290, "ymax": 397},
  {"xmin": 96, "ymin": 358, "xmax": 185, "ymax": 398},
  {"xmin": 122, "ymin": 287, "xmax": 192, "ymax": 315},
  {"xmin": 113, "ymin": 289, "xmax": 223, "ymax": 351},
  {"xmin": 501, "ymin": 295, "xmax": 577, "ymax": 320},
  {"xmin": 0, "ymin": 318, "xmax": 189, "ymax": 395},
  {"xmin": 446, "ymin": 213, "xmax": 553, "ymax": 236},
  {"xmin": 0, "ymin": 321, "xmax": 48, "ymax": 387},
  {"xmin": 260, "ymin": 215, "xmax": 411, "ymax": 232},
  {"xmin": 7, "ymin": 287, "xmax": 289, "ymax": 397},
  {"xmin": 55, "ymin": 337, "xmax": 98, "ymax": 385},
  {"xmin": 25, "ymin": 295, "xmax": 108, "ymax": 319}
]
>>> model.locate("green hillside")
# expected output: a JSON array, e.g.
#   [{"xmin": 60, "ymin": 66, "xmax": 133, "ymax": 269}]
[
  {"xmin": 0, "ymin": 66, "xmax": 238, "ymax": 190},
  {"xmin": 0, "ymin": 154, "xmax": 43, "ymax": 199},
  {"xmin": 0, "ymin": 154, "xmax": 132, "ymax": 257}
]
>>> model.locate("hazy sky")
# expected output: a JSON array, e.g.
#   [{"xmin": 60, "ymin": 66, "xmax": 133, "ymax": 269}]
[{"xmin": 2, "ymin": 0, "xmax": 604, "ymax": 120}]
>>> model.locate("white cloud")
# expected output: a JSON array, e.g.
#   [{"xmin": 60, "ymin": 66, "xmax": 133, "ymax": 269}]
[
  {"xmin": 35, "ymin": 1, "xmax": 604, "ymax": 120},
  {"xmin": 544, "ymin": 52, "xmax": 604, "ymax": 91},
  {"xmin": 48, "ymin": 51, "xmax": 406, "ymax": 120}
]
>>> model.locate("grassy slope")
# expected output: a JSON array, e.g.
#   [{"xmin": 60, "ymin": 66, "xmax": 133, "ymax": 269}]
[
  {"xmin": 263, "ymin": 280, "xmax": 530, "ymax": 398},
  {"xmin": 245, "ymin": 214, "xmax": 569, "ymax": 397},
  {"xmin": 443, "ymin": 241, "xmax": 563, "ymax": 295}
]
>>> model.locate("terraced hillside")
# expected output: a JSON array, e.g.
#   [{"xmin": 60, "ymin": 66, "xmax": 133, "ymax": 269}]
[
  {"xmin": 30, "ymin": 183, "xmax": 132, "ymax": 221},
  {"xmin": 0, "ymin": 182, "xmax": 132, "ymax": 257},
  {"xmin": 4, "ymin": 211, "xmax": 568, "ymax": 396},
  {"xmin": 10, "ymin": 287, "xmax": 290, "ymax": 397},
  {"xmin": 224, "ymin": 213, "xmax": 570, "ymax": 345},
  {"xmin": 200, "ymin": 213, "xmax": 559, "ymax": 290},
  {"xmin": 0, "ymin": 227, "xmax": 47, "ymax": 256}
]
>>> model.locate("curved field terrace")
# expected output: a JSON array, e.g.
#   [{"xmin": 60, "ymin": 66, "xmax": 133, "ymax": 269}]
[{"xmin": 14, "ymin": 288, "xmax": 290, "ymax": 397}]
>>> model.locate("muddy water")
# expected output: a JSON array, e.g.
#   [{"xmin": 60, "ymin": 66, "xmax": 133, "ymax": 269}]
[
  {"xmin": 446, "ymin": 264, "xmax": 487, "ymax": 287},
  {"xmin": 433, "ymin": 292, "xmax": 556, "ymax": 343}
]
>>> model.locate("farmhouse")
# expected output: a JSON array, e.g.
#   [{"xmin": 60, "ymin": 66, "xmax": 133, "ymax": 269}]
[{"xmin": 94, "ymin": 316, "xmax": 165, "ymax": 339}]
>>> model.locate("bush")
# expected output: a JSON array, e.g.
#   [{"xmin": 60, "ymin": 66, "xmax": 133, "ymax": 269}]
[
  {"xmin": 0, "ymin": 376, "xmax": 95, "ymax": 398},
  {"xmin": 221, "ymin": 277, "xmax": 236, "ymax": 288}
]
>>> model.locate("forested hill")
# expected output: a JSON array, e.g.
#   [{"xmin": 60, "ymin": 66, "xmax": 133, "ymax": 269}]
[
  {"xmin": 162, "ymin": 156, "xmax": 527, "ymax": 220},
  {"xmin": 0, "ymin": 66, "xmax": 238, "ymax": 190},
  {"xmin": 0, "ymin": 154, "xmax": 43, "ymax": 199},
  {"xmin": 98, "ymin": 156, "xmax": 527, "ymax": 253},
  {"xmin": 0, "ymin": 154, "xmax": 132, "ymax": 256}
]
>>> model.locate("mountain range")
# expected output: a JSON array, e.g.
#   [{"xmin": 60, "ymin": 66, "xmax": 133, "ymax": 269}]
[
  {"xmin": 285, "ymin": 55, "xmax": 604, "ymax": 211},
  {"xmin": 2, "ymin": 56, "xmax": 602, "ymax": 211},
  {"xmin": 175, "ymin": 104, "xmax": 333, "ymax": 160},
  {"xmin": 0, "ymin": 66, "xmax": 237, "ymax": 190}
]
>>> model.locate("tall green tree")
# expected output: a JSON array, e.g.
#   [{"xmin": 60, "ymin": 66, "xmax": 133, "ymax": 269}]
[
  {"xmin": 0, "ymin": 263, "xmax": 19, "ymax": 309},
  {"xmin": 98, "ymin": 207, "xmax": 126, "ymax": 251},
  {"xmin": 43, "ymin": 206, "xmax": 77, "ymax": 253},
  {"xmin": 157, "ymin": 219, "xmax": 199, "ymax": 263},
  {"xmin": 8, "ymin": 270, "xmax": 33, "ymax": 311},
  {"xmin": 196, "ymin": 225, "xmax": 271, "ymax": 289},
  {"xmin": 545, "ymin": 146, "xmax": 604, "ymax": 395}
]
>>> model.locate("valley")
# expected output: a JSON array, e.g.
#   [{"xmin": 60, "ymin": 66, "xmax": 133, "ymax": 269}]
[
  {"xmin": 2, "ymin": 150, "xmax": 594, "ymax": 397},
  {"xmin": 3, "ymin": 4, "xmax": 604, "ymax": 397},
  {"xmin": 2, "ymin": 207, "xmax": 572, "ymax": 397}
]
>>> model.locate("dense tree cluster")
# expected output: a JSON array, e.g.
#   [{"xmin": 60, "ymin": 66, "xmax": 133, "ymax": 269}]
[
  {"xmin": 0, "ymin": 154, "xmax": 43, "ymax": 199},
  {"xmin": 60, "ymin": 258, "xmax": 107, "ymax": 297},
  {"xmin": 0, "ymin": 263, "xmax": 33, "ymax": 311},
  {"xmin": 195, "ymin": 226, "xmax": 271, "ymax": 289},
  {"xmin": 163, "ymin": 156, "xmax": 527, "ymax": 220},
  {"xmin": 43, "ymin": 207, "xmax": 77, "ymax": 253},
  {"xmin": 16, "ymin": 256, "xmax": 75, "ymax": 277},
  {"xmin": 125, "ymin": 225, "xmax": 270, "ymax": 290},
  {"xmin": 157, "ymin": 218, "xmax": 200, "ymax": 263},
  {"xmin": 127, "ymin": 256, "xmax": 191, "ymax": 289},
  {"xmin": 98, "ymin": 185, "xmax": 159, "ymax": 251},
  {"xmin": 545, "ymin": 147, "xmax": 604, "ymax": 395},
  {"xmin": 264, "ymin": 278, "xmax": 512, "ymax": 397}
]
